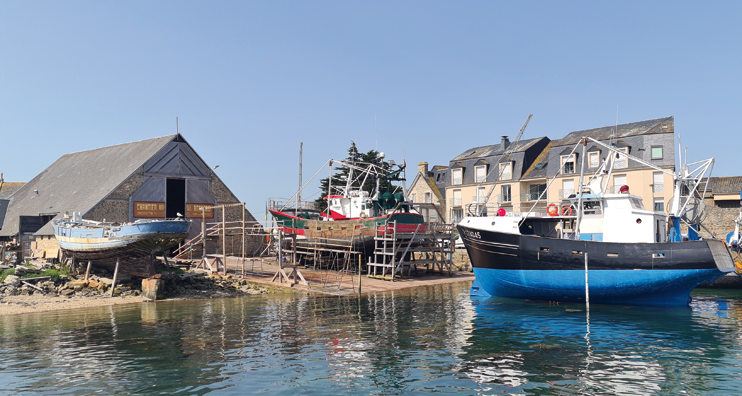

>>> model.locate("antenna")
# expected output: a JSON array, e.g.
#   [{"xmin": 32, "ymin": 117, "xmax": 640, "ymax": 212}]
[{"xmin": 176, "ymin": 117, "xmax": 179, "ymax": 134}]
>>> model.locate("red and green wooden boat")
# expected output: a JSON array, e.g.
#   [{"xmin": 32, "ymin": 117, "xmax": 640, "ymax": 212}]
[{"xmin": 269, "ymin": 158, "xmax": 425, "ymax": 255}]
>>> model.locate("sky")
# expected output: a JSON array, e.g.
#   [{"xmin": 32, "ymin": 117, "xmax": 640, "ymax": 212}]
[{"xmin": 1, "ymin": 1, "xmax": 741, "ymax": 218}]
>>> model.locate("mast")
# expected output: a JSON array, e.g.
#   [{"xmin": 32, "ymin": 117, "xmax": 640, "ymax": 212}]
[
  {"xmin": 298, "ymin": 142, "xmax": 303, "ymax": 210},
  {"xmin": 575, "ymin": 138, "xmax": 588, "ymax": 240}
]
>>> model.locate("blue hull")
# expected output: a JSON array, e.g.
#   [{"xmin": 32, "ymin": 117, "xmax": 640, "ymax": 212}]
[
  {"xmin": 53, "ymin": 219, "xmax": 191, "ymax": 259},
  {"xmin": 470, "ymin": 268, "xmax": 726, "ymax": 306}
]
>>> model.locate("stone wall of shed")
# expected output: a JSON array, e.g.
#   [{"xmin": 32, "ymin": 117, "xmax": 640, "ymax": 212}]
[
  {"xmin": 84, "ymin": 199, "xmax": 130, "ymax": 223},
  {"xmin": 83, "ymin": 168, "xmax": 145, "ymax": 223}
]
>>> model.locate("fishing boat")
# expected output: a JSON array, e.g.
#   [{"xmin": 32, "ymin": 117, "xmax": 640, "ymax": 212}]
[
  {"xmin": 458, "ymin": 137, "xmax": 736, "ymax": 306},
  {"xmin": 269, "ymin": 157, "xmax": 425, "ymax": 255},
  {"xmin": 52, "ymin": 213, "xmax": 191, "ymax": 262}
]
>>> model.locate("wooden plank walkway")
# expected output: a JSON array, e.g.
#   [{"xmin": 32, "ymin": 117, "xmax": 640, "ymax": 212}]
[{"xmin": 201, "ymin": 256, "xmax": 474, "ymax": 296}]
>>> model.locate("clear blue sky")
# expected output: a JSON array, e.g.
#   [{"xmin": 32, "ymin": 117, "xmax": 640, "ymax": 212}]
[{"xmin": 2, "ymin": 1, "xmax": 740, "ymax": 218}]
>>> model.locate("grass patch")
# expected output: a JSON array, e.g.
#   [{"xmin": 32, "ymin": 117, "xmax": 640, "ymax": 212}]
[
  {"xmin": 20, "ymin": 268, "xmax": 69, "ymax": 281},
  {"xmin": 0, "ymin": 268, "xmax": 16, "ymax": 283},
  {"xmin": 157, "ymin": 267, "xmax": 185, "ymax": 275}
]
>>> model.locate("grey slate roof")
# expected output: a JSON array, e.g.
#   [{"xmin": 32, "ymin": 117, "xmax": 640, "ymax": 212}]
[
  {"xmin": 0, "ymin": 135, "xmax": 177, "ymax": 237},
  {"xmin": 708, "ymin": 177, "xmax": 742, "ymax": 195},
  {"xmin": 451, "ymin": 137, "xmax": 546, "ymax": 161},
  {"xmin": 0, "ymin": 182, "xmax": 26, "ymax": 199},
  {"xmin": 552, "ymin": 116, "xmax": 674, "ymax": 147}
]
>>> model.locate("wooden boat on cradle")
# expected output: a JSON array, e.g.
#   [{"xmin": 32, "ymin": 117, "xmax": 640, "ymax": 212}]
[
  {"xmin": 52, "ymin": 214, "xmax": 191, "ymax": 276},
  {"xmin": 269, "ymin": 156, "xmax": 425, "ymax": 256}
]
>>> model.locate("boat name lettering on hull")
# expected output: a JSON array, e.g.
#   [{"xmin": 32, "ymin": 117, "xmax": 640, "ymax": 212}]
[{"xmin": 464, "ymin": 230, "xmax": 481, "ymax": 239}]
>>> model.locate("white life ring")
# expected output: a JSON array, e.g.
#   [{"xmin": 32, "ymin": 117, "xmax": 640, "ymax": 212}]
[{"xmin": 360, "ymin": 212, "xmax": 367, "ymax": 219}]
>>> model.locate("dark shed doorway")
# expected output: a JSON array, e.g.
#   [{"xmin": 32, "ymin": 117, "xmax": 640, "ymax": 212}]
[{"xmin": 166, "ymin": 179, "xmax": 186, "ymax": 218}]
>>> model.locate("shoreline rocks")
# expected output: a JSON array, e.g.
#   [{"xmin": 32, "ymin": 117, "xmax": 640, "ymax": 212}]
[{"xmin": 0, "ymin": 269, "xmax": 270, "ymax": 302}]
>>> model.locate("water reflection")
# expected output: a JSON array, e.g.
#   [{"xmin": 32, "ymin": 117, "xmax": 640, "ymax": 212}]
[
  {"xmin": 462, "ymin": 294, "xmax": 742, "ymax": 395},
  {"xmin": 1, "ymin": 285, "xmax": 742, "ymax": 394}
]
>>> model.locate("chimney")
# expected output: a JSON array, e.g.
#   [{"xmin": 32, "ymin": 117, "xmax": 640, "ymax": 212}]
[
  {"xmin": 418, "ymin": 162, "xmax": 429, "ymax": 175},
  {"xmin": 501, "ymin": 136, "xmax": 510, "ymax": 150}
]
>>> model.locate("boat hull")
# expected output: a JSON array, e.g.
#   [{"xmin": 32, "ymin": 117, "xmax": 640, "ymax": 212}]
[
  {"xmin": 270, "ymin": 210, "xmax": 425, "ymax": 255},
  {"xmin": 53, "ymin": 220, "xmax": 191, "ymax": 261},
  {"xmin": 459, "ymin": 224, "xmax": 735, "ymax": 306}
]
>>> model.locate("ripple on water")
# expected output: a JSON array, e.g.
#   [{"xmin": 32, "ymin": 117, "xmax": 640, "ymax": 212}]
[{"xmin": 1, "ymin": 284, "xmax": 742, "ymax": 394}]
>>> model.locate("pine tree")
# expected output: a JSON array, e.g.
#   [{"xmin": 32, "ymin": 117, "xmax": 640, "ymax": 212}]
[{"xmin": 314, "ymin": 142, "xmax": 394, "ymax": 212}]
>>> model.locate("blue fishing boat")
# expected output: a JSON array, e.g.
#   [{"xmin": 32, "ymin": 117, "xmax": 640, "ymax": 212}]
[
  {"xmin": 52, "ymin": 215, "xmax": 191, "ymax": 261},
  {"xmin": 459, "ymin": 137, "xmax": 736, "ymax": 306}
]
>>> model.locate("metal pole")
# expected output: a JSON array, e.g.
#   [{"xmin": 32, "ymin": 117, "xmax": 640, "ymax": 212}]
[
  {"xmin": 584, "ymin": 252, "xmax": 590, "ymax": 308},
  {"xmin": 327, "ymin": 161, "xmax": 333, "ymax": 217},
  {"xmin": 298, "ymin": 142, "xmax": 303, "ymax": 211},
  {"xmin": 575, "ymin": 139, "xmax": 588, "ymax": 240}
]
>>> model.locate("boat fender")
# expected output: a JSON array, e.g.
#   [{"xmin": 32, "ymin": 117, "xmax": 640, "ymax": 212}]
[
  {"xmin": 561, "ymin": 206, "xmax": 573, "ymax": 216},
  {"xmin": 547, "ymin": 204, "xmax": 559, "ymax": 216}
]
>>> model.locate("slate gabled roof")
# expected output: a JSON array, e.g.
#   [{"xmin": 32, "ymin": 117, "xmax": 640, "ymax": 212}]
[
  {"xmin": 0, "ymin": 135, "xmax": 177, "ymax": 236},
  {"xmin": 451, "ymin": 137, "xmax": 546, "ymax": 162},
  {"xmin": 552, "ymin": 116, "xmax": 674, "ymax": 147},
  {"xmin": 0, "ymin": 182, "xmax": 26, "ymax": 199},
  {"xmin": 708, "ymin": 177, "xmax": 742, "ymax": 195}
]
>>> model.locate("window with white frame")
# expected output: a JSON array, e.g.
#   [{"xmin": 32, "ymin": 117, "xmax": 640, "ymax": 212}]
[
  {"xmin": 528, "ymin": 183, "xmax": 546, "ymax": 201},
  {"xmin": 475, "ymin": 165, "xmax": 487, "ymax": 183},
  {"xmin": 424, "ymin": 192, "xmax": 431, "ymax": 203},
  {"xmin": 653, "ymin": 172, "xmax": 664, "ymax": 193},
  {"xmin": 654, "ymin": 198, "xmax": 665, "ymax": 213},
  {"xmin": 588, "ymin": 151, "xmax": 600, "ymax": 168},
  {"xmin": 562, "ymin": 179, "xmax": 575, "ymax": 199},
  {"xmin": 452, "ymin": 168, "xmax": 462, "ymax": 185},
  {"xmin": 476, "ymin": 187, "xmax": 486, "ymax": 203},
  {"xmin": 614, "ymin": 147, "xmax": 629, "ymax": 169},
  {"xmin": 451, "ymin": 208, "xmax": 464, "ymax": 224},
  {"xmin": 500, "ymin": 185, "xmax": 511, "ymax": 203},
  {"xmin": 410, "ymin": 193, "xmax": 416, "ymax": 202},
  {"xmin": 452, "ymin": 189, "xmax": 462, "ymax": 206},
  {"xmin": 499, "ymin": 162, "xmax": 512, "ymax": 181},
  {"xmin": 561, "ymin": 154, "xmax": 576, "ymax": 174}
]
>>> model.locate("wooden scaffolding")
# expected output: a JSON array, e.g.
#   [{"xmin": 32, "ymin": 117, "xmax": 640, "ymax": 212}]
[{"xmin": 366, "ymin": 222, "xmax": 455, "ymax": 280}]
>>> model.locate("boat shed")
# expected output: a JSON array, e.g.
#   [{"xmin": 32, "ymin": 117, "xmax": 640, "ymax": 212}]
[{"xmin": 0, "ymin": 134, "xmax": 259, "ymax": 261}]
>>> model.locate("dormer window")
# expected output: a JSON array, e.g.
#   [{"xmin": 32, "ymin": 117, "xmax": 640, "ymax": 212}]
[
  {"xmin": 588, "ymin": 151, "xmax": 600, "ymax": 168},
  {"xmin": 499, "ymin": 162, "xmax": 512, "ymax": 181},
  {"xmin": 452, "ymin": 168, "xmax": 462, "ymax": 185},
  {"xmin": 475, "ymin": 165, "xmax": 487, "ymax": 183},
  {"xmin": 614, "ymin": 147, "xmax": 629, "ymax": 169},
  {"xmin": 561, "ymin": 154, "xmax": 576, "ymax": 174}
]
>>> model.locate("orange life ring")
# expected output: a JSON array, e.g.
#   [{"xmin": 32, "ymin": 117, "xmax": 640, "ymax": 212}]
[
  {"xmin": 561, "ymin": 206, "xmax": 573, "ymax": 216},
  {"xmin": 359, "ymin": 212, "xmax": 367, "ymax": 219},
  {"xmin": 547, "ymin": 204, "xmax": 559, "ymax": 217}
]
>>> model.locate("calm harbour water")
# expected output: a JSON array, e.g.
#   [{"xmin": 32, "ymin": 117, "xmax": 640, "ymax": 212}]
[{"xmin": 2, "ymin": 283, "xmax": 742, "ymax": 395}]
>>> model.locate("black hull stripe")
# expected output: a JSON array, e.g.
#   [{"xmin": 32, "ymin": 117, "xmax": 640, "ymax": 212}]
[{"xmin": 458, "ymin": 224, "xmax": 721, "ymax": 271}]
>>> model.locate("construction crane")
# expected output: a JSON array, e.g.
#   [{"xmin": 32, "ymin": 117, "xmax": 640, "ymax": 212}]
[{"xmin": 469, "ymin": 114, "xmax": 533, "ymax": 217}]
